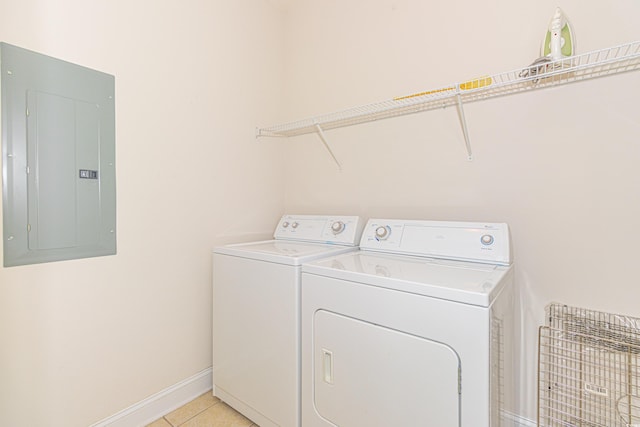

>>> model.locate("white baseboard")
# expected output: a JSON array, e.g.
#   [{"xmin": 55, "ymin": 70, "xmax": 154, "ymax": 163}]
[
  {"xmin": 89, "ymin": 369, "xmax": 533, "ymax": 427},
  {"xmin": 89, "ymin": 367, "xmax": 213, "ymax": 427}
]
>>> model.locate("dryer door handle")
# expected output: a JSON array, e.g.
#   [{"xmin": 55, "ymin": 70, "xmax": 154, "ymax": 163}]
[{"xmin": 322, "ymin": 349, "xmax": 334, "ymax": 384}]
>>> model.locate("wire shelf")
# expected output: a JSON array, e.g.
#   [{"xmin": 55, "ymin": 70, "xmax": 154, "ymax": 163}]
[
  {"xmin": 257, "ymin": 40, "xmax": 640, "ymax": 139},
  {"xmin": 538, "ymin": 303, "xmax": 640, "ymax": 427}
]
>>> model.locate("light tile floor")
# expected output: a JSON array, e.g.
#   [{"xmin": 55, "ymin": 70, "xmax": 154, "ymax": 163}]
[{"xmin": 146, "ymin": 392, "xmax": 259, "ymax": 427}]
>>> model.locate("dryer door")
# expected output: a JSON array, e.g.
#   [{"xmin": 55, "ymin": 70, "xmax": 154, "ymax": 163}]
[{"xmin": 313, "ymin": 310, "xmax": 461, "ymax": 427}]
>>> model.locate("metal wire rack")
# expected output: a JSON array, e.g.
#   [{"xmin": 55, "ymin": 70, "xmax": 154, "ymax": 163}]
[
  {"xmin": 258, "ymin": 40, "xmax": 640, "ymax": 138},
  {"xmin": 257, "ymin": 40, "xmax": 640, "ymax": 165},
  {"xmin": 538, "ymin": 303, "xmax": 640, "ymax": 427}
]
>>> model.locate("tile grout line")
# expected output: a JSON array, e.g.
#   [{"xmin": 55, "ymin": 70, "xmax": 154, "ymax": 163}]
[{"xmin": 171, "ymin": 398, "xmax": 222, "ymax": 427}]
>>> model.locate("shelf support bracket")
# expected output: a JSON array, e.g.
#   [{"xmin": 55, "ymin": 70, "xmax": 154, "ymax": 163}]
[
  {"xmin": 314, "ymin": 122, "xmax": 342, "ymax": 171},
  {"xmin": 455, "ymin": 92, "xmax": 473, "ymax": 161}
]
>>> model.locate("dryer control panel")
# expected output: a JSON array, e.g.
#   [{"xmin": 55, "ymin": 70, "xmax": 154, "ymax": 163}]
[
  {"xmin": 274, "ymin": 215, "xmax": 363, "ymax": 246},
  {"xmin": 360, "ymin": 219, "xmax": 511, "ymax": 265}
]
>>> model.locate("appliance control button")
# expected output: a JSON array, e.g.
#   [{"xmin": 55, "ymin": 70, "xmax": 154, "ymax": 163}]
[
  {"xmin": 282, "ymin": 222, "xmax": 289, "ymax": 228},
  {"xmin": 291, "ymin": 222, "xmax": 299, "ymax": 229},
  {"xmin": 481, "ymin": 234, "xmax": 494, "ymax": 245},
  {"xmin": 375, "ymin": 226, "xmax": 390, "ymax": 240},
  {"xmin": 331, "ymin": 221, "xmax": 345, "ymax": 234}
]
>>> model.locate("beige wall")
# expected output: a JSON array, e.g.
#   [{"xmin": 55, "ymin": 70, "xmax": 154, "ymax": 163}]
[
  {"xmin": 0, "ymin": 1, "xmax": 285, "ymax": 426},
  {"xmin": 280, "ymin": 0, "xmax": 640, "ymax": 421},
  {"xmin": 1, "ymin": 0, "xmax": 638, "ymax": 425}
]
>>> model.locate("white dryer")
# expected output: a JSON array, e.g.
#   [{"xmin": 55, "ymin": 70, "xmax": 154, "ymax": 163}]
[
  {"xmin": 213, "ymin": 215, "xmax": 363, "ymax": 427},
  {"xmin": 301, "ymin": 219, "xmax": 515, "ymax": 427}
]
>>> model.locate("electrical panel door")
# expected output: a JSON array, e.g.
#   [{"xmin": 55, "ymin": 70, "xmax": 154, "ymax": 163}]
[{"xmin": 1, "ymin": 42, "xmax": 116, "ymax": 266}]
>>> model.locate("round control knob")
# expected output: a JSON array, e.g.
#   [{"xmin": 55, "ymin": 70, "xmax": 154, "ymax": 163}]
[
  {"xmin": 375, "ymin": 226, "xmax": 390, "ymax": 241},
  {"xmin": 282, "ymin": 221, "xmax": 290, "ymax": 228},
  {"xmin": 331, "ymin": 221, "xmax": 345, "ymax": 235},
  {"xmin": 291, "ymin": 222, "xmax": 299, "ymax": 229},
  {"xmin": 480, "ymin": 234, "xmax": 494, "ymax": 245}
]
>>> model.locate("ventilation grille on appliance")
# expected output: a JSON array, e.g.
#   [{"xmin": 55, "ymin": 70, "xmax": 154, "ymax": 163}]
[{"xmin": 538, "ymin": 303, "xmax": 640, "ymax": 427}]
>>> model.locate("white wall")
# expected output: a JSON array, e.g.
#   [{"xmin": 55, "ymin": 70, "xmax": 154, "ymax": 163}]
[
  {"xmin": 0, "ymin": 1, "xmax": 286, "ymax": 426},
  {"xmin": 281, "ymin": 0, "xmax": 640, "ymax": 421}
]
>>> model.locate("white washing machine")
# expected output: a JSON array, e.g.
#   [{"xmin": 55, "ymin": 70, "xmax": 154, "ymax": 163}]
[
  {"xmin": 213, "ymin": 215, "xmax": 364, "ymax": 427},
  {"xmin": 301, "ymin": 219, "xmax": 515, "ymax": 427}
]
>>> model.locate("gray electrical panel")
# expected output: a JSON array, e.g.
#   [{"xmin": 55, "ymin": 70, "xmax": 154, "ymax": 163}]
[{"xmin": 1, "ymin": 43, "xmax": 116, "ymax": 267}]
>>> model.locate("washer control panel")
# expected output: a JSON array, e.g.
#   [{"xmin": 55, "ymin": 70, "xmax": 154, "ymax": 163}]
[
  {"xmin": 360, "ymin": 219, "xmax": 511, "ymax": 265},
  {"xmin": 274, "ymin": 215, "xmax": 364, "ymax": 246}
]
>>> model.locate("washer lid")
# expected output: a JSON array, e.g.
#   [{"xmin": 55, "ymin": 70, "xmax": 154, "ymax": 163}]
[
  {"xmin": 302, "ymin": 251, "xmax": 512, "ymax": 306},
  {"xmin": 214, "ymin": 240, "xmax": 358, "ymax": 266}
]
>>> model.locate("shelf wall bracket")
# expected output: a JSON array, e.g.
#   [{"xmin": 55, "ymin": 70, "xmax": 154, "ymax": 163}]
[
  {"xmin": 455, "ymin": 92, "xmax": 473, "ymax": 161},
  {"xmin": 314, "ymin": 122, "xmax": 342, "ymax": 171}
]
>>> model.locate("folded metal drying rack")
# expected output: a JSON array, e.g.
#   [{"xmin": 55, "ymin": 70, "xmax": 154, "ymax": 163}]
[{"xmin": 538, "ymin": 303, "xmax": 640, "ymax": 427}]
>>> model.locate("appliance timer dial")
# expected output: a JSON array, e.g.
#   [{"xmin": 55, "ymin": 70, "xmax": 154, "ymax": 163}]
[
  {"xmin": 375, "ymin": 226, "xmax": 391, "ymax": 241},
  {"xmin": 481, "ymin": 234, "xmax": 494, "ymax": 245},
  {"xmin": 331, "ymin": 221, "xmax": 346, "ymax": 234}
]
